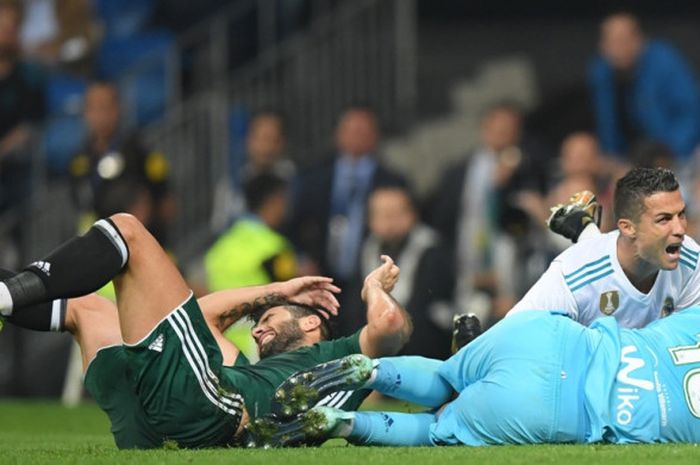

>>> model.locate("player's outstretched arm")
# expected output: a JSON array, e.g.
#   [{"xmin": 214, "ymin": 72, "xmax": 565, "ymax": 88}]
[
  {"xmin": 359, "ymin": 255, "xmax": 412, "ymax": 358},
  {"xmin": 198, "ymin": 276, "xmax": 340, "ymax": 332}
]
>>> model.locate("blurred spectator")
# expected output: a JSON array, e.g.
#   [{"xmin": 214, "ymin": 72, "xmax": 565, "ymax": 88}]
[
  {"xmin": 205, "ymin": 172, "xmax": 297, "ymax": 292},
  {"xmin": 589, "ymin": 12, "xmax": 700, "ymax": 162},
  {"xmin": 0, "ymin": 0, "xmax": 46, "ymax": 267},
  {"xmin": 426, "ymin": 102, "xmax": 548, "ymax": 324},
  {"xmin": 20, "ymin": 0, "xmax": 98, "ymax": 75},
  {"xmin": 549, "ymin": 132, "xmax": 618, "ymax": 233},
  {"xmin": 341, "ymin": 185, "xmax": 453, "ymax": 359},
  {"xmin": 518, "ymin": 132, "xmax": 620, "ymax": 256},
  {"xmin": 204, "ymin": 172, "xmax": 297, "ymax": 361},
  {"xmin": 213, "ymin": 111, "xmax": 295, "ymax": 232},
  {"xmin": 290, "ymin": 106, "xmax": 406, "ymax": 282},
  {"xmin": 242, "ymin": 112, "xmax": 295, "ymax": 182},
  {"xmin": 68, "ymin": 81, "xmax": 174, "ymax": 242}
]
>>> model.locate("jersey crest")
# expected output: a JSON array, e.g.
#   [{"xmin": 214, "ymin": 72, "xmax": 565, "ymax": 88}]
[
  {"xmin": 600, "ymin": 290, "xmax": 620, "ymax": 315},
  {"xmin": 661, "ymin": 296, "xmax": 675, "ymax": 318}
]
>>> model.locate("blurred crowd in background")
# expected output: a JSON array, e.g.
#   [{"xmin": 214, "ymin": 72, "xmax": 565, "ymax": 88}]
[{"xmin": 3, "ymin": 0, "xmax": 700, "ymax": 394}]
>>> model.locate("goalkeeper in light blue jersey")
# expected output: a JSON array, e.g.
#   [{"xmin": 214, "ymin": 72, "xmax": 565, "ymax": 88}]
[{"xmin": 252, "ymin": 306, "xmax": 700, "ymax": 447}]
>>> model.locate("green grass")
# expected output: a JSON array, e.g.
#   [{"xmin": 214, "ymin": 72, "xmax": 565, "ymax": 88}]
[{"xmin": 1, "ymin": 400, "xmax": 699, "ymax": 465}]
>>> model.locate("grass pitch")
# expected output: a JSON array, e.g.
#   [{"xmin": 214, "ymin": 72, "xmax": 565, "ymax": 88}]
[{"xmin": 1, "ymin": 400, "xmax": 699, "ymax": 465}]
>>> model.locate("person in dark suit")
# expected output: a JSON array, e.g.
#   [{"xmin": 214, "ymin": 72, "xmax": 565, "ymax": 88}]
[
  {"xmin": 290, "ymin": 106, "xmax": 406, "ymax": 283},
  {"xmin": 339, "ymin": 184, "xmax": 454, "ymax": 358}
]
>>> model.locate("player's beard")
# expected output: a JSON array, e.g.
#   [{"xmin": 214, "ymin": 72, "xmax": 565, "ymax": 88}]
[{"xmin": 259, "ymin": 319, "xmax": 305, "ymax": 359}]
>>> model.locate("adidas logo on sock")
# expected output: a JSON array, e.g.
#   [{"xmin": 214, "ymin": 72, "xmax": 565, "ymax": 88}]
[
  {"xmin": 148, "ymin": 334, "xmax": 165, "ymax": 352},
  {"xmin": 30, "ymin": 261, "xmax": 52, "ymax": 276}
]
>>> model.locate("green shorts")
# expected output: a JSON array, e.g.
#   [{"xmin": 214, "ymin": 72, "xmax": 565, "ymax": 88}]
[
  {"xmin": 85, "ymin": 293, "xmax": 244, "ymax": 449},
  {"xmin": 84, "ymin": 345, "xmax": 163, "ymax": 448}
]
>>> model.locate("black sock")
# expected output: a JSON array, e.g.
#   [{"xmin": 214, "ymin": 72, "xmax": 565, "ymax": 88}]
[
  {"xmin": 1, "ymin": 218, "xmax": 129, "ymax": 311},
  {"xmin": 0, "ymin": 268, "xmax": 67, "ymax": 332}
]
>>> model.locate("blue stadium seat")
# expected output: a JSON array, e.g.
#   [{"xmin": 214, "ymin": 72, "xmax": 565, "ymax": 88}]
[
  {"xmin": 121, "ymin": 72, "xmax": 167, "ymax": 126},
  {"xmin": 96, "ymin": 31, "xmax": 174, "ymax": 126},
  {"xmin": 96, "ymin": 31, "xmax": 173, "ymax": 80},
  {"xmin": 228, "ymin": 105, "xmax": 251, "ymax": 185},
  {"xmin": 46, "ymin": 74, "xmax": 87, "ymax": 116},
  {"xmin": 93, "ymin": 0, "xmax": 156, "ymax": 39},
  {"xmin": 43, "ymin": 116, "xmax": 87, "ymax": 176}
]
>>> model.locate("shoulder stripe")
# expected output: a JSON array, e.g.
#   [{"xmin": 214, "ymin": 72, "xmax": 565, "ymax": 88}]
[
  {"xmin": 682, "ymin": 246, "xmax": 699, "ymax": 259},
  {"xmin": 565, "ymin": 261, "xmax": 612, "ymax": 287},
  {"xmin": 681, "ymin": 247, "xmax": 699, "ymax": 265},
  {"xmin": 569, "ymin": 268, "xmax": 615, "ymax": 292},
  {"xmin": 563, "ymin": 255, "xmax": 610, "ymax": 280},
  {"xmin": 680, "ymin": 258, "xmax": 697, "ymax": 271}
]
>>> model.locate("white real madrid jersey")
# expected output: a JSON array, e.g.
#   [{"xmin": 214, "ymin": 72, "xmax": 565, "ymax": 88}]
[{"xmin": 509, "ymin": 230, "xmax": 700, "ymax": 327}]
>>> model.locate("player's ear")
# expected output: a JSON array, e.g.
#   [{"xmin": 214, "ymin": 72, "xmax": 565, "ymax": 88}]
[
  {"xmin": 618, "ymin": 218, "xmax": 636, "ymax": 239},
  {"xmin": 300, "ymin": 314, "xmax": 322, "ymax": 333}
]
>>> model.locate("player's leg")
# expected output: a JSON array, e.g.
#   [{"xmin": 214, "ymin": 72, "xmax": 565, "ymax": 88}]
[
  {"xmin": 64, "ymin": 293, "xmax": 122, "ymax": 370},
  {"xmin": 107, "ymin": 213, "xmax": 189, "ymax": 343},
  {"xmin": 250, "ymin": 406, "xmax": 436, "ymax": 447},
  {"xmin": 272, "ymin": 354, "xmax": 452, "ymax": 418},
  {"xmin": 0, "ymin": 263, "xmax": 122, "ymax": 374},
  {"xmin": 0, "ymin": 214, "xmax": 187, "ymax": 343},
  {"xmin": 0, "ymin": 218, "xmax": 130, "ymax": 316}
]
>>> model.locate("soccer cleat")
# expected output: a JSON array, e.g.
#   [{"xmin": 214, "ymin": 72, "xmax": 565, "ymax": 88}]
[
  {"xmin": 546, "ymin": 190, "xmax": 602, "ymax": 243},
  {"xmin": 245, "ymin": 406, "xmax": 351, "ymax": 448},
  {"xmin": 271, "ymin": 354, "xmax": 375, "ymax": 419},
  {"xmin": 451, "ymin": 313, "xmax": 482, "ymax": 353}
]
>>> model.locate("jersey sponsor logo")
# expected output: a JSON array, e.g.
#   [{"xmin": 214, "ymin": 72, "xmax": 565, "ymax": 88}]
[
  {"xmin": 148, "ymin": 333, "xmax": 164, "ymax": 352},
  {"xmin": 29, "ymin": 261, "xmax": 51, "ymax": 276},
  {"xmin": 615, "ymin": 345, "xmax": 654, "ymax": 426},
  {"xmin": 599, "ymin": 290, "xmax": 619, "ymax": 315},
  {"xmin": 661, "ymin": 297, "xmax": 675, "ymax": 318}
]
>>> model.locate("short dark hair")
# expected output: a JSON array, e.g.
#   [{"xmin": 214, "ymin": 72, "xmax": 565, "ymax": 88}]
[
  {"xmin": 368, "ymin": 183, "xmax": 418, "ymax": 213},
  {"xmin": 613, "ymin": 167, "xmax": 679, "ymax": 221},
  {"xmin": 249, "ymin": 302, "xmax": 332, "ymax": 341},
  {"xmin": 243, "ymin": 172, "xmax": 287, "ymax": 213}
]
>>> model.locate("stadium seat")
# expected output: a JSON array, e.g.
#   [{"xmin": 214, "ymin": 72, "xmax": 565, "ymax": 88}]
[
  {"xmin": 46, "ymin": 74, "xmax": 88, "ymax": 117},
  {"xmin": 92, "ymin": 0, "xmax": 156, "ymax": 39},
  {"xmin": 96, "ymin": 31, "xmax": 174, "ymax": 126},
  {"xmin": 96, "ymin": 31, "xmax": 173, "ymax": 80},
  {"xmin": 121, "ymin": 71, "xmax": 168, "ymax": 126},
  {"xmin": 228, "ymin": 105, "xmax": 251, "ymax": 182},
  {"xmin": 43, "ymin": 116, "xmax": 87, "ymax": 176}
]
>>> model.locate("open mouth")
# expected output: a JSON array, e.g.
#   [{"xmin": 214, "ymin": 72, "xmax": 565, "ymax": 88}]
[{"xmin": 665, "ymin": 244, "xmax": 681, "ymax": 258}]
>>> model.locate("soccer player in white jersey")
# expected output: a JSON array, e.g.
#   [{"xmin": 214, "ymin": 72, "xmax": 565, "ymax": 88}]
[{"xmin": 508, "ymin": 167, "xmax": 700, "ymax": 327}]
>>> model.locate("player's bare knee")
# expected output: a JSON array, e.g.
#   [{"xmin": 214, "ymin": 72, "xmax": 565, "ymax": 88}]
[{"xmin": 109, "ymin": 213, "xmax": 147, "ymax": 247}]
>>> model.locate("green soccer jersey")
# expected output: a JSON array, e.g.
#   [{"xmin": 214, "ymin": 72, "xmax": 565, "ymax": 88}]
[
  {"xmin": 85, "ymin": 320, "xmax": 368, "ymax": 449},
  {"xmin": 221, "ymin": 331, "xmax": 370, "ymax": 417}
]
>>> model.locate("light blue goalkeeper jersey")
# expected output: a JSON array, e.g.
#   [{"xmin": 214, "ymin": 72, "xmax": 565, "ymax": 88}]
[
  {"xmin": 431, "ymin": 308, "xmax": 700, "ymax": 446},
  {"xmin": 585, "ymin": 306, "xmax": 700, "ymax": 444}
]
